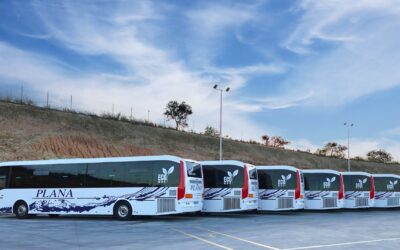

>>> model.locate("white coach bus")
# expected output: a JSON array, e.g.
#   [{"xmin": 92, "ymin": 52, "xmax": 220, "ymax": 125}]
[
  {"xmin": 0, "ymin": 155, "xmax": 204, "ymax": 219},
  {"xmin": 342, "ymin": 172, "xmax": 374, "ymax": 209},
  {"xmin": 256, "ymin": 166, "xmax": 304, "ymax": 211},
  {"xmin": 303, "ymin": 169, "xmax": 344, "ymax": 210},
  {"xmin": 373, "ymin": 174, "xmax": 400, "ymax": 208},
  {"xmin": 201, "ymin": 161, "xmax": 258, "ymax": 212}
]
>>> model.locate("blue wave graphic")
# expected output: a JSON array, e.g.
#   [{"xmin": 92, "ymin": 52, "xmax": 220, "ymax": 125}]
[{"xmin": 28, "ymin": 187, "xmax": 169, "ymax": 213}]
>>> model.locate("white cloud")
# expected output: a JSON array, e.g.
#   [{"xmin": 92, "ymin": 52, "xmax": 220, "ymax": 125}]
[
  {"xmin": 0, "ymin": 1, "xmax": 278, "ymax": 142},
  {"xmin": 260, "ymin": 0, "xmax": 400, "ymax": 109}
]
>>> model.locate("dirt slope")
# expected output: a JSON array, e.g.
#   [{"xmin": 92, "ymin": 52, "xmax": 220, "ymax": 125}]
[{"xmin": 1, "ymin": 101, "xmax": 399, "ymax": 174}]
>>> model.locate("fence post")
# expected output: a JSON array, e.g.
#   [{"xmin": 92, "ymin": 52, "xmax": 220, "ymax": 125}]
[{"xmin": 20, "ymin": 84, "xmax": 23, "ymax": 104}]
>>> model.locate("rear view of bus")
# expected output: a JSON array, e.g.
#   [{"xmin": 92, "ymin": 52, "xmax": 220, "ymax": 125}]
[
  {"xmin": 177, "ymin": 160, "xmax": 204, "ymax": 213},
  {"xmin": 201, "ymin": 161, "xmax": 258, "ymax": 212},
  {"xmin": 342, "ymin": 172, "xmax": 374, "ymax": 209},
  {"xmin": 257, "ymin": 166, "xmax": 304, "ymax": 211},
  {"xmin": 303, "ymin": 170, "xmax": 344, "ymax": 210},
  {"xmin": 373, "ymin": 174, "xmax": 400, "ymax": 208}
]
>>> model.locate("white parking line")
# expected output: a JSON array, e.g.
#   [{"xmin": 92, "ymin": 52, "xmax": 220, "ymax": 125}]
[
  {"xmin": 196, "ymin": 227, "xmax": 280, "ymax": 250},
  {"xmin": 171, "ymin": 228, "xmax": 234, "ymax": 250},
  {"xmin": 283, "ymin": 237, "xmax": 400, "ymax": 250}
]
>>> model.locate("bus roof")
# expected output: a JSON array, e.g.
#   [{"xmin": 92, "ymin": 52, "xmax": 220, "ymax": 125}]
[
  {"xmin": 341, "ymin": 171, "xmax": 371, "ymax": 176},
  {"xmin": 372, "ymin": 173, "xmax": 400, "ymax": 179},
  {"xmin": 0, "ymin": 155, "xmax": 183, "ymax": 167},
  {"xmin": 201, "ymin": 160, "xmax": 247, "ymax": 168},
  {"xmin": 256, "ymin": 165, "xmax": 298, "ymax": 172},
  {"xmin": 302, "ymin": 169, "xmax": 340, "ymax": 175}
]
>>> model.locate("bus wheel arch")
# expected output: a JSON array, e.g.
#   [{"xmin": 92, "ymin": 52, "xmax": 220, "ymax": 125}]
[
  {"xmin": 113, "ymin": 200, "xmax": 133, "ymax": 220},
  {"xmin": 13, "ymin": 200, "xmax": 30, "ymax": 219}
]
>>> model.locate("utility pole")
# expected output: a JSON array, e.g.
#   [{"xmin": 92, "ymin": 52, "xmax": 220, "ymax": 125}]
[
  {"xmin": 213, "ymin": 84, "xmax": 230, "ymax": 161},
  {"xmin": 20, "ymin": 84, "xmax": 23, "ymax": 104},
  {"xmin": 46, "ymin": 91, "xmax": 49, "ymax": 108},
  {"xmin": 344, "ymin": 122, "xmax": 354, "ymax": 172},
  {"xmin": 130, "ymin": 107, "xmax": 133, "ymax": 121},
  {"xmin": 70, "ymin": 95, "xmax": 73, "ymax": 110}
]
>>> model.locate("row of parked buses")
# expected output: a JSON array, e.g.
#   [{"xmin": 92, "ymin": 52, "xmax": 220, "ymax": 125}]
[{"xmin": 0, "ymin": 155, "xmax": 399, "ymax": 220}]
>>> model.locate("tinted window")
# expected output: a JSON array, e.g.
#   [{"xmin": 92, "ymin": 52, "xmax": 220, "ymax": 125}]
[
  {"xmin": 152, "ymin": 161, "xmax": 180, "ymax": 187},
  {"xmin": 249, "ymin": 168, "xmax": 258, "ymax": 180},
  {"xmin": 343, "ymin": 175, "xmax": 371, "ymax": 192},
  {"xmin": 9, "ymin": 166, "xmax": 33, "ymax": 188},
  {"xmin": 203, "ymin": 165, "xmax": 244, "ymax": 188},
  {"xmin": 186, "ymin": 162, "xmax": 202, "ymax": 178},
  {"xmin": 0, "ymin": 166, "xmax": 9, "ymax": 189},
  {"xmin": 304, "ymin": 173, "xmax": 340, "ymax": 191},
  {"xmin": 374, "ymin": 177, "xmax": 400, "ymax": 192},
  {"xmin": 86, "ymin": 161, "xmax": 180, "ymax": 188},
  {"xmin": 258, "ymin": 169, "xmax": 296, "ymax": 190},
  {"xmin": 9, "ymin": 164, "xmax": 86, "ymax": 188}
]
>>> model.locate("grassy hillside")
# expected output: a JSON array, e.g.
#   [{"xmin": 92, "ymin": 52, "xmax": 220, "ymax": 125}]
[{"xmin": 1, "ymin": 101, "xmax": 399, "ymax": 174}]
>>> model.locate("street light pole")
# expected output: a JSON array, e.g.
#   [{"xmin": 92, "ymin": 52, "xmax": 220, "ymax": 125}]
[
  {"xmin": 344, "ymin": 122, "xmax": 354, "ymax": 172},
  {"xmin": 213, "ymin": 84, "xmax": 230, "ymax": 161}
]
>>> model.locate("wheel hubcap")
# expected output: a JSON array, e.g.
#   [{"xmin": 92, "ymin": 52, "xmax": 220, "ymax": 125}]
[
  {"xmin": 118, "ymin": 205, "xmax": 129, "ymax": 218},
  {"xmin": 18, "ymin": 205, "xmax": 27, "ymax": 216}
]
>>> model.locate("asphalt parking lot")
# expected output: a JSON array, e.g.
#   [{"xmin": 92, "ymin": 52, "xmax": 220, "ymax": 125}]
[{"xmin": 1, "ymin": 209, "xmax": 400, "ymax": 250}]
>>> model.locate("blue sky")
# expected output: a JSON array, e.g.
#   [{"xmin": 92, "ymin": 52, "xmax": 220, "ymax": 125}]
[{"xmin": 1, "ymin": 0, "xmax": 400, "ymax": 160}]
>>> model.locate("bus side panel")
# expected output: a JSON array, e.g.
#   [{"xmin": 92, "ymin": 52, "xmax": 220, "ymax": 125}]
[
  {"xmin": 0, "ymin": 189, "xmax": 13, "ymax": 214},
  {"xmin": 258, "ymin": 189, "xmax": 302, "ymax": 211},
  {"xmin": 202, "ymin": 188, "xmax": 243, "ymax": 212},
  {"xmin": 304, "ymin": 191, "xmax": 343, "ymax": 210},
  {"xmin": 344, "ymin": 191, "xmax": 372, "ymax": 208},
  {"xmin": 1, "ymin": 187, "xmax": 181, "ymax": 216},
  {"xmin": 374, "ymin": 191, "xmax": 400, "ymax": 208}
]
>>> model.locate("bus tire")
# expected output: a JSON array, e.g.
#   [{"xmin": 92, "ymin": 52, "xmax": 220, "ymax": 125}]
[
  {"xmin": 14, "ymin": 201, "xmax": 29, "ymax": 219},
  {"xmin": 114, "ymin": 201, "xmax": 133, "ymax": 220}
]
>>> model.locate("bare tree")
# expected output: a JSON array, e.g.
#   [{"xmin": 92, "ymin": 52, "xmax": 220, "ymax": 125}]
[
  {"xmin": 316, "ymin": 142, "xmax": 347, "ymax": 158},
  {"xmin": 261, "ymin": 134, "xmax": 270, "ymax": 146},
  {"xmin": 204, "ymin": 126, "xmax": 218, "ymax": 137},
  {"xmin": 270, "ymin": 136, "xmax": 290, "ymax": 148},
  {"xmin": 367, "ymin": 150, "xmax": 393, "ymax": 163}
]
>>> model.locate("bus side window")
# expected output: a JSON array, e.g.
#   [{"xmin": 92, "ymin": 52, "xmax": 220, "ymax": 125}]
[
  {"xmin": 9, "ymin": 166, "xmax": 32, "ymax": 188},
  {"xmin": 0, "ymin": 166, "xmax": 9, "ymax": 189}
]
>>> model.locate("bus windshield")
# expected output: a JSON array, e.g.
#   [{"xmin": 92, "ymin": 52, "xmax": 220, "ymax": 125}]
[
  {"xmin": 304, "ymin": 173, "xmax": 340, "ymax": 191},
  {"xmin": 203, "ymin": 165, "xmax": 244, "ymax": 188},
  {"xmin": 258, "ymin": 169, "xmax": 296, "ymax": 190},
  {"xmin": 343, "ymin": 175, "xmax": 371, "ymax": 192}
]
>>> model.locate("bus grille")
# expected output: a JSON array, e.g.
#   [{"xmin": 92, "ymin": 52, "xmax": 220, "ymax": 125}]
[
  {"xmin": 278, "ymin": 198, "xmax": 294, "ymax": 209},
  {"xmin": 323, "ymin": 198, "xmax": 337, "ymax": 208},
  {"xmin": 387, "ymin": 197, "xmax": 400, "ymax": 206},
  {"xmin": 157, "ymin": 198, "xmax": 175, "ymax": 213},
  {"xmin": 355, "ymin": 197, "xmax": 369, "ymax": 207},
  {"xmin": 223, "ymin": 197, "xmax": 241, "ymax": 210}
]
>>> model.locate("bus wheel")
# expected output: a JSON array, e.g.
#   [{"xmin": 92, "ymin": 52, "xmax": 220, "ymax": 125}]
[
  {"xmin": 48, "ymin": 214, "xmax": 60, "ymax": 218},
  {"xmin": 14, "ymin": 201, "xmax": 29, "ymax": 219},
  {"xmin": 114, "ymin": 201, "xmax": 133, "ymax": 220}
]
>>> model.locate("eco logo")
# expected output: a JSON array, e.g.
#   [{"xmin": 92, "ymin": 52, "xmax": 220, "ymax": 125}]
[
  {"xmin": 387, "ymin": 180, "xmax": 398, "ymax": 191},
  {"xmin": 158, "ymin": 166, "xmax": 174, "ymax": 184},
  {"xmin": 356, "ymin": 178, "xmax": 367, "ymax": 189},
  {"xmin": 323, "ymin": 177, "xmax": 336, "ymax": 189},
  {"xmin": 224, "ymin": 170, "xmax": 239, "ymax": 185},
  {"xmin": 278, "ymin": 174, "xmax": 292, "ymax": 188}
]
